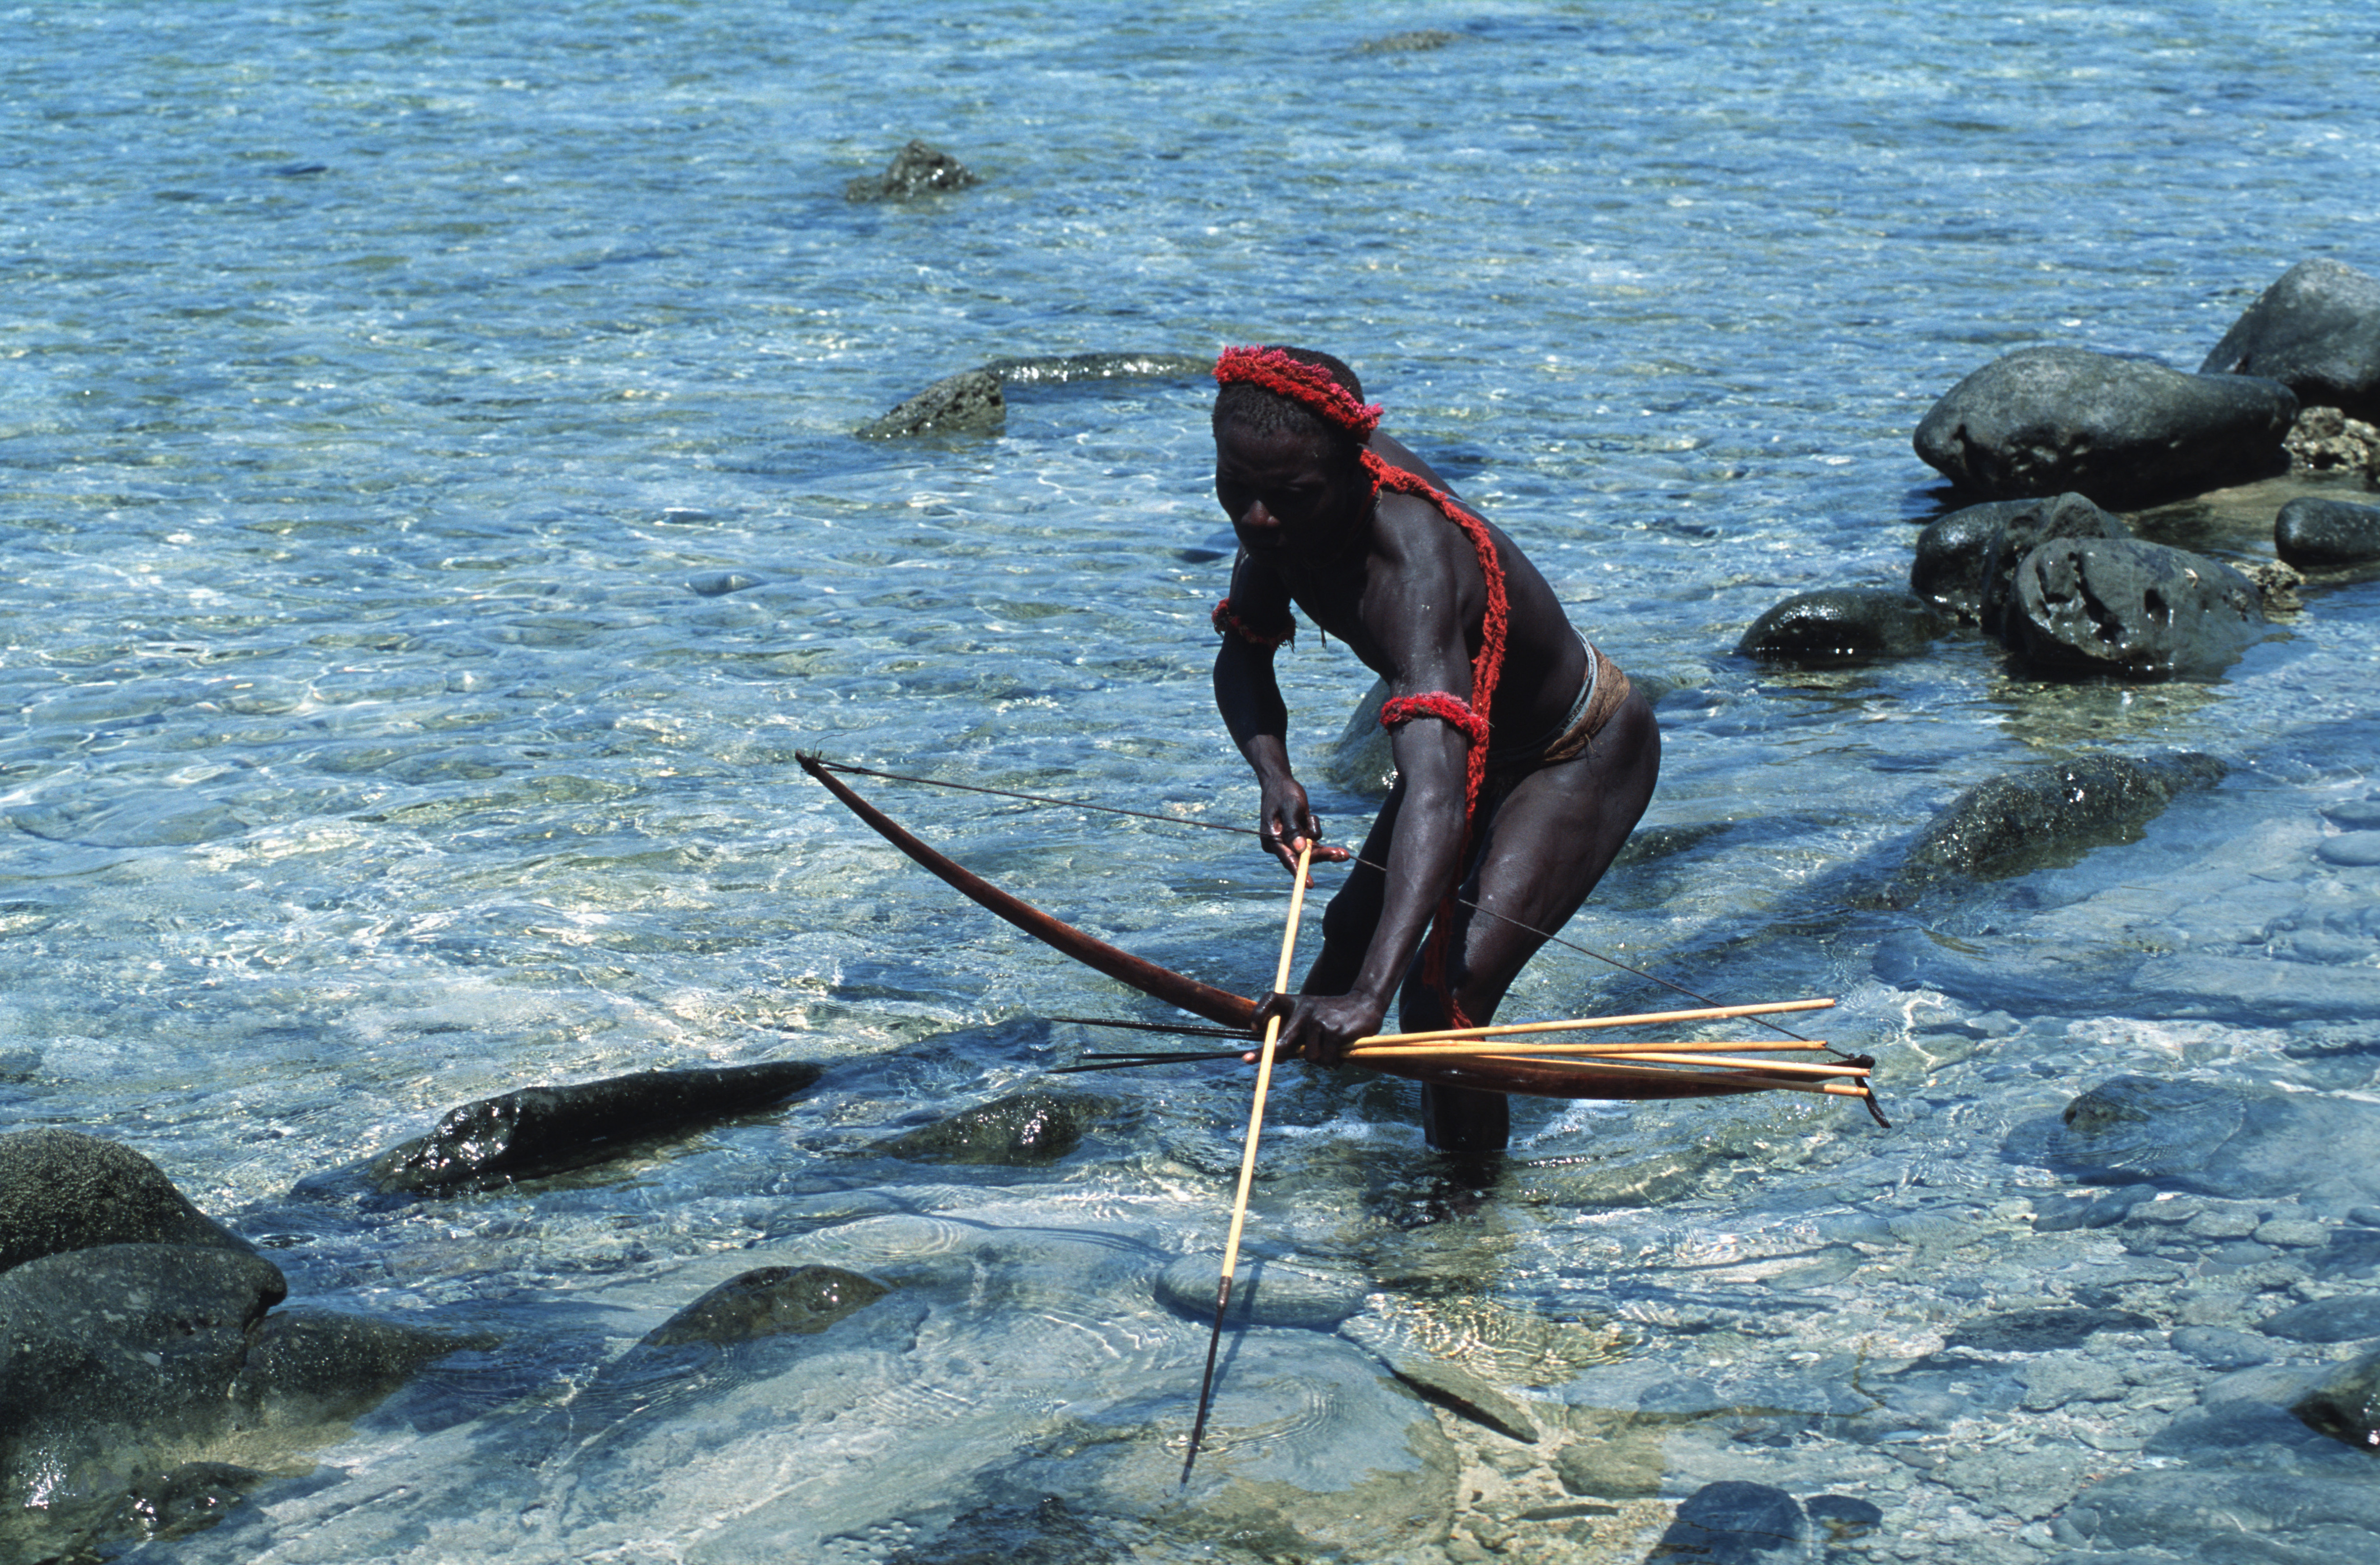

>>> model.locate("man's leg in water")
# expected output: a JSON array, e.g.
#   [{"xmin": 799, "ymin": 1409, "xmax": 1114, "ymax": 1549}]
[
  {"xmin": 1294, "ymin": 778, "xmax": 1404, "ymax": 996},
  {"xmin": 1409, "ymin": 692, "xmax": 1662, "ymax": 1154}
]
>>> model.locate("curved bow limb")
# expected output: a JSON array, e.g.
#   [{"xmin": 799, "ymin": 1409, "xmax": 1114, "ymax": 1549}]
[{"xmin": 798, "ymin": 752, "xmax": 1260, "ymax": 1031}]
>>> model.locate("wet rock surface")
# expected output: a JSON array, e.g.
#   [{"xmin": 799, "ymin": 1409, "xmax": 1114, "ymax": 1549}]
[
  {"xmin": 1898, "ymin": 751, "xmax": 2225, "ymax": 887},
  {"xmin": 362, "ymin": 1060, "xmax": 823, "ymax": 1194},
  {"xmin": 858, "ymin": 352, "xmax": 1208, "ymax": 439},
  {"xmin": 2200, "ymin": 258, "xmax": 2380, "ymax": 423},
  {"xmin": 0, "ymin": 1127, "xmax": 258, "ymax": 1270},
  {"xmin": 1734, "ymin": 587, "xmax": 1947, "ymax": 663},
  {"xmin": 0, "ymin": 1242, "xmax": 290, "ymax": 1510},
  {"xmin": 853, "ymin": 368, "xmax": 1006, "ymax": 439},
  {"xmin": 2275, "ymin": 494, "xmax": 2380, "ymax": 568},
  {"xmin": 2002, "ymin": 537, "xmax": 2267, "ymax": 678},
  {"xmin": 642, "ymin": 1264, "xmax": 891, "ymax": 1347},
  {"xmin": 1971, "ymin": 492, "xmax": 2132, "ymax": 636},
  {"xmin": 874, "ymin": 1088, "xmax": 1095, "ymax": 1165},
  {"xmin": 843, "ymin": 140, "xmax": 978, "ymax": 203},
  {"xmin": 1913, "ymin": 345, "xmax": 2297, "ymax": 504},
  {"xmin": 2292, "ymin": 1346, "xmax": 2380, "ymax": 1454},
  {"xmin": 1910, "ymin": 499, "xmax": 2024, "ymax": 619}
]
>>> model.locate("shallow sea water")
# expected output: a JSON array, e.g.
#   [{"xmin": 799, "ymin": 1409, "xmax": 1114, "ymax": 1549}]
[{"xmin": 5, "ymin": 3, "xmax": 2380, "ymax": 1561}]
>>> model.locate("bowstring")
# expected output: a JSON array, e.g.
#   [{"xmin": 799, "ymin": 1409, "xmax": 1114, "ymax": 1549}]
[{"xmin": 806, "ymin": 756, "xmax": 1840, "ymax": 1056}]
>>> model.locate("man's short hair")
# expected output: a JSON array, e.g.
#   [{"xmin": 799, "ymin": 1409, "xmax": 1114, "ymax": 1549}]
[{"xmin": 1213, "ymin": 346, "xmax": 1368, "ymax": 462}]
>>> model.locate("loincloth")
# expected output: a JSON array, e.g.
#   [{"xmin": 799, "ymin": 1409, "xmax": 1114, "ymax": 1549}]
[{"xmin": 1482, "ymin": 641, "xmax": 1634, "ymax": 780}]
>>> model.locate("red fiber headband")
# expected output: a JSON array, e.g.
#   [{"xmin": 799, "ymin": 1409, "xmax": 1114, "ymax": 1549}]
[{"xmin": 1213, "ymin": 346, "xmax": 1382, "ymax": 439}]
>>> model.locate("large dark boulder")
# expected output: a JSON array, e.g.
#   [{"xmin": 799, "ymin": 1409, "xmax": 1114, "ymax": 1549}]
[
  {"xmin": 1900, "ymin": 752, "xmax": 2226, "ymax": 885},
  {"xmin": 2276, "ymin": 495, "xmax": 2380, "ymax": 569},
  {"xmin": 844, "ymin": 140, "xmax": 977, "ymax": 203},
  {"xmin": 363, "ymin": 1060, "xmax": 824, "ymax": 1195},
  {"xmin": 0, "ymin": 1128, "xmax": 256, "ymax": 1272},
  {"xmin": 875, "ymin": 1089, "xmax": 1094, "ymax": 1166},
  {"xmin": 853, "ymin": 368, "xmax": 1005, "ymax": 439},
  {"xmin": 0, "ymin": 1244, "xmax": 286, "ymax": 1510},
  {"xmin": 1914, "ymin": 346, "xmax": 2297, "ymax": 505},
  {"xmin": 2201, "ymin": 259, "xmax": 2380, "ymax": 424},
  {"xmin": 2002, "ymin": 537, "xmax": 2267, "ymax": 678},
  {"xmin": 1733, "ymin": 587, "xmax": 1947, "ymax": 664}
]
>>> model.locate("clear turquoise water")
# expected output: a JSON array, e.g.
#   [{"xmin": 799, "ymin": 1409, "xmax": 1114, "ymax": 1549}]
[{"xmin": 6, "ymin": 3, "xmax": 2380, "ymax": 1560}]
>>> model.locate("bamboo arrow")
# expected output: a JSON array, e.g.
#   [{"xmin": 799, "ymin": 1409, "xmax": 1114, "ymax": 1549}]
[{"xmin": 1182, "ymin": 838, "xmax": 1313, "ymax": 1487}]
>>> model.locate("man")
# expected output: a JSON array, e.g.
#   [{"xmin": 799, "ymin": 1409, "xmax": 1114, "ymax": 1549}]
[{"xmin": 1209, "ymin": 346, "xmax": 1660, "ymax": 1154}]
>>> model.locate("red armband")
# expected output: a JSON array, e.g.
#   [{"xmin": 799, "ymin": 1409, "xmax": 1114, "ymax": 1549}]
[
  {"xmin": 1378, "ymin": 691, "xmax": 1489, "ymax": 747},
  {"xmin": 1212, "ymin": 597, "xmax": 1295, "ymax": 651}
]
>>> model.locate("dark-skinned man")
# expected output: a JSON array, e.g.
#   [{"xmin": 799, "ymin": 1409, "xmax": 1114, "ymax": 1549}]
[{"xmin": 1209, "ymin": 346, "xmax": 1660, "ymax": 1156}]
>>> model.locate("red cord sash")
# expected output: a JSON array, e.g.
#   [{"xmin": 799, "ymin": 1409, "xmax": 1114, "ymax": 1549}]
[{"xmin": 1364, "ymin": 450, "xmax": 1508, "ymax": 1029}]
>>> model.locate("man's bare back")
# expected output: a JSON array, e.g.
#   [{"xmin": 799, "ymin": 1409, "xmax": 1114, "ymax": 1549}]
[{"xmin": 1207, "ymin": 347, "xmax": 1660, "ymax": 1155}]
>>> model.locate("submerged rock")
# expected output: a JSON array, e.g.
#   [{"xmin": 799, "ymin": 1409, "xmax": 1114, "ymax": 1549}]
[
  {"xmin": 844, "ymin": 140, "xmax": 977, "ymax": 203},
  {"xmin": 0, "ymin": 1243, "xmax": 286, "ymax": 1510},
  {"xmin": 2260, "ymin": 1296, "xmax": 2380, "ymax": 1346},
  {"xmin": 228, "ymin": 1309, "xmax": 485, "ymax": 1426},
  {"xmin": 1154, "ymin": 1253, "xmax": 1367, "ymax": 1330},
  {"xmin": 1356, "ymin": 28, "xmax": 1458, "ymax": 53},
  {"xmin": 364, "ymin": 1060, "xmax": 824, "ymax": 1195},
  {"xmin": 2059, "ymin": 1468, "xmax": 2380, "ymax": 1556},
  {"xmin": 853, "ymin": 368, "xmax": 1005, "ymax": 439},
  {"xmin": 2201, "ymin": 259, "xmax": 2380, "ymax": 424},
  {"xmin": 111, "ymin": 1460, "xmax": 273, "ymax": 1546},
  {"xmin": 875, "ymin": 1088, "xmax": 1094, "ymax": 1165},
  {"xmin": 857, "ymin": 352, "xmax": 1210, "ymax": 440},
  {"xmin": 2293, "ymin": 1346, "xmax": 2380, "ymax": 1454},
  {"xmin": 2009, "ymin": 1074, "xmax": 2380, "ymax": 1204},
  {"xmin": 1899, "ymin": 752, "xmax": 2225, "ymax": 886},
  {"xmin": 2276, "ymin": 495, "xmax": 2380, "ymax": 569},
  {"xmin": 1945, "ymin": 1306, "xmax": 2155, "ymax": 1353},
  {"xmin": 643, "ymin": 1265, "xmax": 890, "ymax": 1348},
  {"xmin": 1734, "ymin": 587, "xmax": 1946, "ymax": 663},
  {"xmin": 1913, "ymin": 345, "xmax": 2297, "ymax": 505},
  {"xmin": 2002, "ymin": 537, "xmax": 2267, "ymax": 678},
  {"xmin": 1359, "ymin": 1349, "xmax": 1539, "ymax": 1444},
  {"xmin": 2041, "ymin": 1075, "xmax": 2247, "ymax": 1183},
  {"xmin": 1645, "ymin": 1480, "xmax": 1809, "ymax": 1563},
  {"xmin": 0, "ymin": 1128, "xmax": 257, "ymax": 1272},
  {"xmin": 967, "ymin": 1333, "xmax": 1462, "ymax": 1559}
]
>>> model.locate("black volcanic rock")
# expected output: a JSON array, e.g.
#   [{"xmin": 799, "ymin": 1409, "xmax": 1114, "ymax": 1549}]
[
  {"xmin": 2202, "ymin": 259, "xmax": 2380, "ymax": 424},
  {"xmin": 1734, "ymin": 588, "xmax": 1947, "ymax": 663},
  {"xmin": 844, "ymin": 140, "xmax": 977, "ymax": 203},
  {"xmin": 2276, "ymin": 495, "xmax": 2380, "ymax": 569},
  {"xmin": 2002, "ymin": 537, "xmax": 2266, "ymax": 678},
  {"xmin": 1914, "ymin": 346, "xmax": 2296, "ymax": 505}
]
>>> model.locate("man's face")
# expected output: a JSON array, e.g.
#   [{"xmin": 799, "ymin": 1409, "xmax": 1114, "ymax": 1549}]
[{"xmin": 1213, "ymin": 420, "xmax": 1364, "ymax": 560}]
